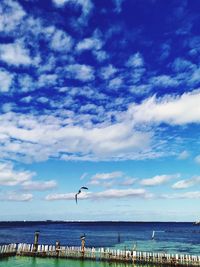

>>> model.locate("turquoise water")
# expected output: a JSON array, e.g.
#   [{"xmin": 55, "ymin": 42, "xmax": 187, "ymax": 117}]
[
  {"xmin": 114, "ymin": 239, "xmax": 200, "ymax": 255},
  {"xmin": 0, "ymin": 257, "xmax": 138, "ymax": 267}
]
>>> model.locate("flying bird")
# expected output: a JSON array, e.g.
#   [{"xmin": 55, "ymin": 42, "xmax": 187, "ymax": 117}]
[{"xmin": 75, "ymin": 186, "xmax": 88, "ymax": 204}]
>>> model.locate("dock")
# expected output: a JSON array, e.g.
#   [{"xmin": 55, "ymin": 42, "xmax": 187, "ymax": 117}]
[{"xmin": 0, "ymin": 243, "xmax": 200, "ymax": 266}]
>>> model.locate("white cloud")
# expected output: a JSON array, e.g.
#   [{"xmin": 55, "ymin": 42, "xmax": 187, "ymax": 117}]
[
  {"xmin": 46, "ymin": 188, "xmax": 153, "ymax": 201},
  {"xmin": 109, "ymin": 77, "xmax": 123, "ymax": 89},
  {"xmin": 140, "ymin": 174, "xmax": 179, "ymax": 186},
  {"xmin": 95, "ymin": 188, "xmax": 152, "ymax": 199},
  {"xmin": 50, "ymin": 29, "xmax": 73, "ymax": 52},
  {"xmin": 119, "ymin": 178, "xmax": 137, "ymax": 186},
  {"xmin": 75, "ymin": 30, "xmax": 107, "ymax": 62},
  {"xmin": 195, "ymin": 155, "xmax": 200, "ymax": 164},
  {"xmin": 45, "ymin": 192, "xmax": 75, "ymax": 201},
  {"xmin": 37, "ymin": 97, "xmax": 49, "ymax": 104},
  {"xmin": 80, "ymin": 173, "xmax": 88, "ymax": 180},
  {"xmin": 0, "ymin": 69, "xmax": 13, "ymax": 92},
  {"xmin": 130, "ymin": 67, "xmax": 145, "ymax": 84},
  {"xmin": 80, "ymin": 103, "xmax": 97, "ymax": 113},
  {"xmin": 0, "ymin": 191, "xmax": 32, "ymax": 201},
  {"xmin": 93, "ymin": 50, "xmax": 108, "ymax": 62},
  {"xmin": 172, "ymin": 176, "xmax": 200, "ymax": 189},
  {"xmin": 2, "ymin": 103, "xmax": 14, "ymax": 113},
  {"xmin": 129, "ymin": 84, "xmax": 151, "ymax": 95},
  {"xmin": 89, "ymin": 172, "xmax": 137, "ymax": 188},
  {"xmin": 177, "ymin": 150, "xmax": 189, "ymax": 160},
  {"xmin": 189, "ymin": 68, "xmax": 200, "ymax": 85},
  {"xmin": 0, "ymin": 162, "xmax": 34, "ymax": 186},
  {"xmin": 162, "ymin": 191, "xmax": 200, "ymax": 199},
  {"xmin": 21, "ymin": 96, "xmax": 32, "ymax": 103},
  {"xmin": 172, "ymin": 58, "xmax": 195, "ymax": 72},
  {"xmin": 66, "ymin": 64, "xmax": 94, "ymax": 81},
  {"xmin": 38, "ymin": 74, "xmax": 57, "ymax": 88},
  {"xmin": 52, "ymin": 0, "xmax": 67, "ymax": 5},
  {"xmin": 0, "ymin": 85, "xmax": 164, "ymax": 163},
  {"xmin": 151, "ymin": 75, "xmax": 179, "ymax": 88},
  {"xmin": 89, "ymin": 171, "xmax": 123, "ymax": 185},
  {"xmin": 126, "ymin": 52, "xmax": 144, "ymax": 68},
  {"xmin": 100, "ymin": 64, "xmax": 117, "ymax": 80},
  {"xmin": 0, "ymin": 111, "xmax": 152, "ymax": 162},
  {"xmin": 0, "ymin": 41, "xmax": 32, "ymax": 66},
  {"xmin": 129, "ymin": 90, "xmax": 200, "ymax": 125},
  {"xmin": 76, "ymin": 36, "xmax": 102, "ymax": 52},
  {"xmin": 91, "ymin": 171, "xmax": 123, "ymax": 180},
  {"xmin": 0, "ymin": 0, "xmax": 26, "ymax": 33},
  {"xmin": 18, "ymin": 74, "xmax": 35, "ymax": 92},
  {"xmin": 22, "ymin": 180, "xmax": 57, "ymax": 191}
]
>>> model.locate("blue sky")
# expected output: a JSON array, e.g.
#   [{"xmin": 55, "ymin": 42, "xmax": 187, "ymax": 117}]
[{"xmin": 0, "ymin": 0, "xmax": 200, "ymax": 221}]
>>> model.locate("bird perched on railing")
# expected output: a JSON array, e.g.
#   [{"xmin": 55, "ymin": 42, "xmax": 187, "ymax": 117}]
[
  {"xmin": 80, "ymin": 233, "xmax": 86, "ymax": 239},
  {"xmin": 75, "ymin": 186, "xmax": 88, "ymax": 204}
]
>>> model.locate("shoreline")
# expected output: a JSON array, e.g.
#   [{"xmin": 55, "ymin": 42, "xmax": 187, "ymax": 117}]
[{"xmin": 0, "ymin": 221, "xmax": 195, "ymax": 224}]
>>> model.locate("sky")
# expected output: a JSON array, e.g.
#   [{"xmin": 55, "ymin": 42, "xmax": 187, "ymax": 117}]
[{"xmin": 0, "ymin": 0, "xmax": 200, "ymax": 221}]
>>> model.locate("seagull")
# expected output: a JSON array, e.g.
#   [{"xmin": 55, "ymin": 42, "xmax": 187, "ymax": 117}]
[
  {"xmin": 80, "ymin": 233, "xmax": 86, "ymax": 239},
  {"xmin": 152, "ymin": 230, "xmax": 155, "ymax": 239},
  {"xmin": 75, "ymin": 186, "xmax": 88, "ymax": 204}
]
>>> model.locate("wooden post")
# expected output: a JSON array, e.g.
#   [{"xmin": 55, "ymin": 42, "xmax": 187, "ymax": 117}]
[
  {"xmin": 33, "ymin": 231, "xmax": 40, "ymax": 252},
  {"xmin": 80, "ymin": 234, "xmax": 86, "ymax": 257},
  {"xmin": 55, "ymin": 241, "xmax": 60, "ymax": 257}
]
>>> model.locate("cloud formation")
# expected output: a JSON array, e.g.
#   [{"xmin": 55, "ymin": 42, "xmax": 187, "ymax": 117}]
[
  {"xmin": 129, "ymin": 90, "xmax": 200, "ymax": 125},
  {"xmin": 66, "ymin": 64, "xmax": 94, "ymax": 82},
  {"xmin": 89, "ymin": 171, "xmax": 124, "ymax": 185},
  {"xmin": 0, "ymin": 191, "xmax": 33, "ymax": 202},
  {"xmin": 140, "ymin": 174, "xmax": 180, "ymax": 186},
  {"xmin": 172, "ymin": 176, "xmax": 200, "ymax": 189},
  {"xmin": 0, "ymin": 162, "xmax": 34, "ymax": 186},
  {"xmin": 194, "ymin": 155, "xmax": 200, "ymax": 164},
  {"xmin": 46, "ymin": 188, "xmax": 153, "ymax": 201},
  {"xmin": 0, "ymin": 0, "xmax": 200, "ymax": 164},
  {"xmin": 177, "ymin": 150, "xmax": 189, "ymax": 160},
  {"xmin": 0, "ymin": 0, "xmax": 26, "ymax": 33},
  {"xmin": 0, "ymin": 69, "xmax": 13, "ymax": 92},
  {"xmin": 0, "ymin": 111, "xmax": 152, "ymax": 162},
  {"xmin": 22, "ymin": 180, "xmax": 57, "ymax": 191},
  {"xmin": 0, "ymin": 41, "xmax": 32, "ymax": 66},
  {"xmin": 162, "ymin": 191, "xmax": 200, "ymax": 199}
]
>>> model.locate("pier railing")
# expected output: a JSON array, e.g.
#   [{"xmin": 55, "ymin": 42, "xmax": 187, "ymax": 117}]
[
  {"xmin": 0, "ymin": 243, "xmax": 200, "ymax": 266},
  {"xmin": 0, "ymin": 244, "xmax": 17, "ymax": 258}
]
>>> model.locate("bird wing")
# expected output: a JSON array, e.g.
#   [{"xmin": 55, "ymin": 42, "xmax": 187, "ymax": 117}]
[{"xmin": 80, "ymin": 186, "xmax": 88, "ymax": 190}]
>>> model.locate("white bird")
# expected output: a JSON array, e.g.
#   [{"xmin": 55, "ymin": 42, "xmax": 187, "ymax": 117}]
[{"xmin": 152, "ymin": 230, "xmax": 155, "ymax": 239}]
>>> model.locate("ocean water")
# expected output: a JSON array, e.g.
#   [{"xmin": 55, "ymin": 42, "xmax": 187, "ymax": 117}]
[{"xmin": 0, "ymin": 221, "xmax": 199, "ymax": 255}]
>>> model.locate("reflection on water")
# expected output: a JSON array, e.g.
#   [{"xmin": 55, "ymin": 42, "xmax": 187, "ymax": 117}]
[{"xmin": 0, "ymin": 257, "xmax": 157, "ymax": 267}]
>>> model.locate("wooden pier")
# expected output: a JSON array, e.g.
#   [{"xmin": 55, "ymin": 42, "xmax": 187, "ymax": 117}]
[
  {"xmin": 0, "ymin": 244, "xmax": 17, "ymax": 258},
  {"xmin": 0, "ymin": 243, "xmax": 200, "ymax": 266}
]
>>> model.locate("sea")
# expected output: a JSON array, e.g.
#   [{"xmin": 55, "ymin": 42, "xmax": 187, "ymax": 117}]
[{"xmin": 0, "ymin": 221, "xmax": 199, "ymax": 267}]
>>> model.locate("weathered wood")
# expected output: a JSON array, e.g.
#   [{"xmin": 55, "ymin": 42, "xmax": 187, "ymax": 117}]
[{"xmin": 0, "ymin": 243, "xmax": 200, "ymax": 266}]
